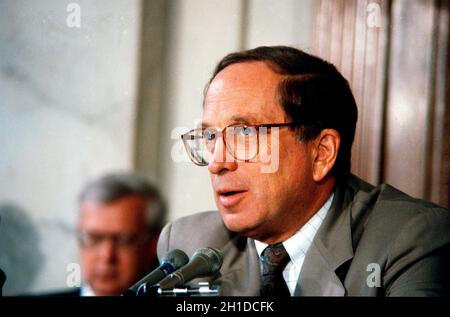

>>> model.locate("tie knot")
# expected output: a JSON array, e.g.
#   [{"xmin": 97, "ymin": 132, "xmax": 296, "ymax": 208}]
[{"xmin": 261, "ymin": 243, "xmax": 290, "ymax": 275}]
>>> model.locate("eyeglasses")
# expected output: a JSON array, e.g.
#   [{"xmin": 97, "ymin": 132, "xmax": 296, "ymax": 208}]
[
  {"xmin": 181, "ymin": 122, "xmax": 296, "ymax": 166},
  {"xmin": 77, "ymin": 230, "xmax": 149, "ymax": 250}
]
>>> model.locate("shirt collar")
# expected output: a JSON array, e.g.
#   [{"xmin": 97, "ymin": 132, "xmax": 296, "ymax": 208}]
[
  {"xmin": 80, "ymin": 283, "xmax": 96, "ymax": 296},
  {"xmin": 254, "ymin": 193, "xmax": 334, "ymax": 267}
]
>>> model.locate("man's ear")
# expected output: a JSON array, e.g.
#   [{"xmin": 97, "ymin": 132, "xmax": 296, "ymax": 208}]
[{"xmin": 310, "ymin": 129, "xmax": 340, "ymax": 182}]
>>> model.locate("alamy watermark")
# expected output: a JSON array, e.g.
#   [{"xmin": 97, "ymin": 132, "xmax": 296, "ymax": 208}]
[
  {"xmin": 367, "ymin": 2, "xmax": 382, "ymax": 29},
  {"xmin": 366, "ymin": 263, "xmax": 381, "ymax": 288},
  {"xmin": 66, "ymin": 262, "xmax": 81, "ymax": 287},
  {"xmin": 66, "ymin": 2, "xmax": 81, "ymax": 28}
]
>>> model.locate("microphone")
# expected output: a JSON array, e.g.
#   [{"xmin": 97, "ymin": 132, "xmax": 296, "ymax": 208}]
[
  {"xmin": 122, "ymin": 249, "xmax": 189, "ymax": 296},
  {"xmin": 157, "ymin": 247, "xmax": 223, "ymax": 290}
]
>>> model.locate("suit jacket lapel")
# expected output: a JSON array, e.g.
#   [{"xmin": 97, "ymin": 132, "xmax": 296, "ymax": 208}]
[
  {"xmin": 295, "ymin": 178, "xmax": 355, "ymax": 296},
  {"xmin": 218, "ymin": 234, "xmax": 261, "ymax": 296}
]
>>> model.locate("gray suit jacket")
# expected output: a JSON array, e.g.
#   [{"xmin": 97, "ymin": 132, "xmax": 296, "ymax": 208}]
[{"xmin": 157, "ymin": 175, "xmax": 450, "ymax": 296}]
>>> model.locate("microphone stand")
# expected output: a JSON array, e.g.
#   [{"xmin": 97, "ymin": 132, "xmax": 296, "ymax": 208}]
[
  {"xmin": 136, "ymin": 282, "xmax": 220, "ymax": 297},
  {"xmin": 135, "ymin": 283, "xmax": 160, "ymax": 297}
]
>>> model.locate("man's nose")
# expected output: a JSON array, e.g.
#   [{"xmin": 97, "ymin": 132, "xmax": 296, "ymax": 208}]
[
  {"xmin": 207, "ymin": 136, "xmax": 238, "ymax": 175},
  {"xmin": 98, "ymin": 239, "xmax": 117, "ymax": 263}
]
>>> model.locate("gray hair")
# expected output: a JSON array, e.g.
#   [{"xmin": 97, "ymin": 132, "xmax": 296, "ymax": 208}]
[{"xmin": 79, "ymin": 171, "xmax": 167, "ymax": 233}]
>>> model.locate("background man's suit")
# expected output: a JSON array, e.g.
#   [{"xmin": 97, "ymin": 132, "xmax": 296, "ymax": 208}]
[
  {"xmin": 157, "ymin": 175, "xmax": 450, "ymax": 296},
  {"xmin": 0, "ymin": 268, "xmax": 5, "ymax": 296}
]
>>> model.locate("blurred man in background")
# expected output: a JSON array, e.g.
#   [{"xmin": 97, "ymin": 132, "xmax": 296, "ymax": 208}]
[{"xmin": 73, "ymin": 171, "xmax": 166, "ymax": 296}]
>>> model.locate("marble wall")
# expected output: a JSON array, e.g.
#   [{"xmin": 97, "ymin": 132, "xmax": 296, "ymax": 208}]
[{"xmin": 0, "ymin": 0, "xmax": 142, "ymax": 294}]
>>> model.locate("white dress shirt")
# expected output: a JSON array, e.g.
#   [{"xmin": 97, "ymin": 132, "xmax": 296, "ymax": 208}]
[
  {"xmin": 255, "ymin": 193, "xmax": 334, "ymax": 295},
  {"xmin": 80, "ymin": 283, "xmax": 96, "ymax": 296}
]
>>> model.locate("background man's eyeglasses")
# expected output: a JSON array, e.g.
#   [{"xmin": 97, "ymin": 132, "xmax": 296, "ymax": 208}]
[
  {"xmin": 77, "ymin": 231, "xmax": 149, "ymax": 249},
  {"xmin": 181, "ymin": 122, "xmax": 296, "ymax": 166}
]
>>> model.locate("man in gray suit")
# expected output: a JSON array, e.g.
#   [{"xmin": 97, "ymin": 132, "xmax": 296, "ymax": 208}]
[{"xmin": 158, "ymin": 46, "xmax": 450, "ymax": 296}]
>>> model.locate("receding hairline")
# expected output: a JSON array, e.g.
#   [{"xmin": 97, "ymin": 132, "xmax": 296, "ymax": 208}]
[{"xmin": 203, "ymin": 59, "xmax": 319, "ymax": 110}]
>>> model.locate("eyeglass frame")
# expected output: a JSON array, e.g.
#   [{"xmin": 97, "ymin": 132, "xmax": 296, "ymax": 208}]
[
  {"xmin": 77, "ymin": 230, "xmax": 152, "ymax": 250},
  {"xmin": 181, "ymin": 122, "xmax": 297, "ymax": 166}
]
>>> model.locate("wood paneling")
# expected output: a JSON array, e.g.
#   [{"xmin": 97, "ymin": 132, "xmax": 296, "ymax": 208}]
[
  {"xmin": 313, "ymin": 0, "xmax": 450, "ymax": 208},
  {"xmin": 384, "ymin": 0, "xmax": 436, "ymax": 198},
  {"xmin": 360, "ymin": 0, "xmax": 389, "ymax": 185},
  {"xmin": 429, "ymin": 0, "xmax": 450, "ymax": 207},
  {"xmin": 313, "ymin": 0, "xmax": 388, "ymax": 185}
]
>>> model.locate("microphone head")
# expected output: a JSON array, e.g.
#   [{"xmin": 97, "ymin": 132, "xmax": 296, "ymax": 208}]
[
  {"xmin": 192, "ymin": 247, "xmax": 223, "ymax": 275},
  {"xmin": 162, "ymin": 249, "xmax": 189, "ymax": 270}
]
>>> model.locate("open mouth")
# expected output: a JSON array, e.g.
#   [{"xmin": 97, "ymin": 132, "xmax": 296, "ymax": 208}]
[
  {"xmin": 218, "ymin": 190, "xmax": 247, "ymax": 208},
  {"xmin": 221, "ymin": 190, "xmax": 245, "ymax": 196}
]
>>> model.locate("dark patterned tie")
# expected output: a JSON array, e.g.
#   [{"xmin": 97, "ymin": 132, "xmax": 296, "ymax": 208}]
[{"xmin": 260, "ymin": 243, "xmax": 291, "ymax": 296}]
